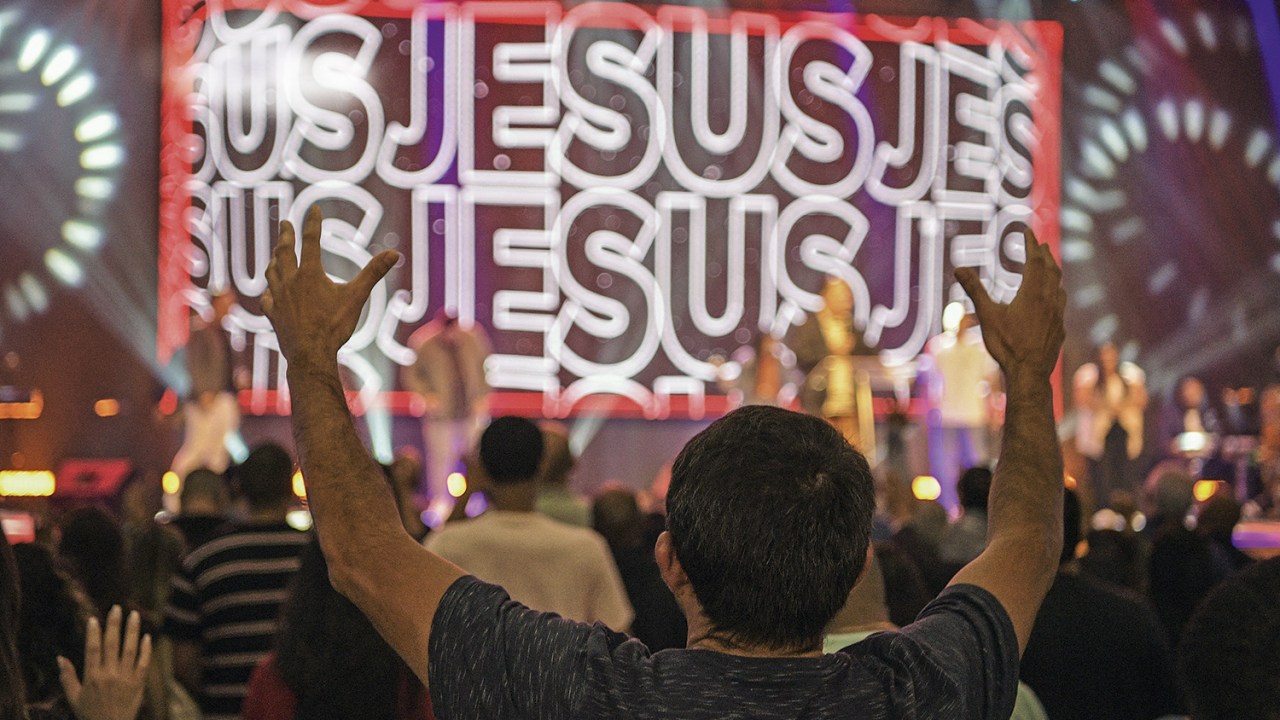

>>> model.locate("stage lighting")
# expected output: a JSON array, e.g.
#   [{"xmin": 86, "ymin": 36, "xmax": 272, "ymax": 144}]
[
  {"xmin": 93, "ymin": 398, "xmax": 119, "ymax": 417},
  {"xmin": 446, "ymin": 472, "xmax": 467, "ymax": 497},
  {"xmin": 16, "ymin": 29, "xmax": 48, "ymax": 72},
  {"xmin": 40, "ymin": 45, "xmax": 76, "ymax": 86},
  {"xmin": 1193, "ymin": 480, "xmax": 1223, "ymax": 503},
  {"xmin": 0, "ymin": 9, "xmax": 122, "ymax": 334},
  {"xmin": 0, "ymin": 470, "xmax": 55, "ymax": 497},
  {"xmin": 286, "ymin": 509, "xmax": 313, "ymax": 531},
  {"xmin": 62, "ymin": 220, "xmax": 101, "ymax": 249},
  {"xmin": 292, "ymin": 470, "xmax": 306, "ymax": 499},
  {"xmin": 162, "ymin": 470, "xmax": 180, "ymax": 495},
  {"xmin": 56, "ymin": 72, "xmax": 93, "ymax": 106},
  {"xmin": 912, "ymin": 475, "xmax": 941, "ymax": 502},
  {"xmin": 44, "ymin": 248, "xmax": 84, "ymax": 287}
]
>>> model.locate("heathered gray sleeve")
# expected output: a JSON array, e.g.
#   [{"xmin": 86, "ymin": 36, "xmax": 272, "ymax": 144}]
[{"xmin": 428, "ymin": 576, "xmax": 599, "ymax": 720}]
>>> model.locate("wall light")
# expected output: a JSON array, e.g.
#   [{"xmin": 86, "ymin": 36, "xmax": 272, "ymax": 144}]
[{"xmin": 0, "ymin": 470, "xmax": 55, "ymax": 496}]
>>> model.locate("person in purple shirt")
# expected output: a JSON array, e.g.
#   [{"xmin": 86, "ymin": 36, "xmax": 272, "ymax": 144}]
[{"xmin": 260, "ymin": 205, "xmax": 1066, "ymax": 720}]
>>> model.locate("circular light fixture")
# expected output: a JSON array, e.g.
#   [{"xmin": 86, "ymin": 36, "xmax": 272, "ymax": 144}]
[
  {"xmin": 1064, "ymin": 7, "xmax": 1280, "ymax": 385},
  {"xmin": 0, "ymin": 6, "xmax": 123, "ymax": 329}
]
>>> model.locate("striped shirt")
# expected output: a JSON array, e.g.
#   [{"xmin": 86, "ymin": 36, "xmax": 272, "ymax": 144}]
[{"xmin": 163, "ymin": 523, "xmax": 308, "ymax": 720}]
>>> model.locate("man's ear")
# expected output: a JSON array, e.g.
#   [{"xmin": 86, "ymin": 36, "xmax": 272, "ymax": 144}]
[
  {"xmin": 655, "ymin": 531, "xmax": 689, "ymax": 597},
  {"xmin": 851, "ymin": 544, "xmax": 875, "ymax": 589}
]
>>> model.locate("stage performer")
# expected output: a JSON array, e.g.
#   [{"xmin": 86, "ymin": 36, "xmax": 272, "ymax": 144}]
[
  {"xmin": 788, "ymin": 277, "xmax": 878, "ymax": 454},
  {"xmin": 171, "ymin": 290, "xmax": 241, "ymax": 481},
  {"xmin": 924, "ymin": 303, "xmax": 1001, "ymax": 513},
  {"xmin": 1073, "ymin": 342, "xmax": 1147, "ymax": 509},
  {"xmin": 403, "ymin": 309, "xmax": 491, "ymax": 519}
]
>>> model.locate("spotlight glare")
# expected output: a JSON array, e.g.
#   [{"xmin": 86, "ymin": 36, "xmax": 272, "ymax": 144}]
[
  {"xmin": 16, "ymin": 29, "xmax": 49, "ymax": 73},
  {"xmin": 1244, "ymin": 130, "xmax": 1271, "ymax": 169},
  {"xmin": 1123, "ymin": 109, "xmax": 1148, "ymax": 153},
  {"xmin": 5, "ymin": 285, "xmax": 29, "ymax": 321},
  {"xmin": 62, "ymin": 220, "xmax": 103, "ymax": 249},
  {"xmin": 44, "ymin": 248, "xmax": 84, "ymax": 286},
  {"xmin": 56, "ymin": 72, "xmax": 94, "ymax": 106},
  {"xmin": 0, "ymin": 129, "xmax": 23, "ymax": 152},
  {"xmin": 1184, "ymin": 100, "xmax": 1205, "ymax": 143},
  {"xmin": 74, "ymin": 177, "xmax": 114, "ymax": 201},
  {"xmin": 79, "ymin": 143, "xmax": 122, "ymax": 169},
  {"xmin": 40, "ymin": 46, "xmax": 78, "ymax": 86},
  {"xmin": 17, "ymin": 273, "xmax": 47, "ymax": 313},
  {"xmin": 292, "ymin": 470, "xmax": 306, "ymax": 498},
  {"xmin": 1156, "ymin": 99, "xmax": 1179, "ymax": 142},
  {"xmin": 0, "ymin": 93, "xmax": 37, "ymax": 113},
  {"xmin": 162, "ymin": 470, "xmax": 180, "ymax": 495},
  {"xmin": 75, "ymin": 111, "xmax": 117, "ymax": 142}
]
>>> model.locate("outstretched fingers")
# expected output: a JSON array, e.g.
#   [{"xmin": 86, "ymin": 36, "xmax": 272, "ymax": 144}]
[
  {"xmin": 300, "ymin": 204, "xmax": 323, "ymax": 269},
  {"xmin": 349, "ymin": 250, "xmax": 401, "ymax": 307},
  {"xmin": 955, "ymin": 266, "xmax": 994, "ymax": 317}
]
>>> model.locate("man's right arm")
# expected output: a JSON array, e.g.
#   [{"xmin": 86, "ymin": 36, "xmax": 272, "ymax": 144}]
[
  {"xmin": 947, "ymin": 231, "xmax": 1066, "ymax": 654},
  {"xmin": 262, "ymin": 207, "xmax": 465, "ymax": 685}
]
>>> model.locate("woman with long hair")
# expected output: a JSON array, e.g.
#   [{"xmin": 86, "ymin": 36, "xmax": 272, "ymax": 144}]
[
  {"xmin": 241, "ymin": 540, "xmax": 431, "ymax": 720},
  {"xmin": 1074, "ymin": 342, "xmax": 1148, "ymax": 509}
]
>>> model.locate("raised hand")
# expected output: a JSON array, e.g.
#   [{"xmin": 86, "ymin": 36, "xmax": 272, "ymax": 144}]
[
  {"xmin": 955, "ymin": 229, "xmax": 1065, "ymax": 382},
  {"xmin": 57, "ymin": 606, "xmax": 152, "ymax": 720},
  {"xmin": 262, "ymin": 205, "xmax": 400, "ymax": 370}
]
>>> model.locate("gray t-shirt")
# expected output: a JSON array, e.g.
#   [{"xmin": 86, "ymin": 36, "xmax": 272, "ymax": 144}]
[{"xmin": 428, "ymin": 576, "xmax": 1018, "ymax": 719}]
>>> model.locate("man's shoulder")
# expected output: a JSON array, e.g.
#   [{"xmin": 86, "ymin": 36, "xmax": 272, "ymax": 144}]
[{"xmin": 184, "ymin": 523, "xmax": 309, "ymax": 568}]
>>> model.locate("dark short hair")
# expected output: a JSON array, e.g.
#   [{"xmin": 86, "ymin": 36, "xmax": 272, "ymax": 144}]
[
  {"xmin": 238, "ymin": 444, "xmax": 295, "ymax": 508},
  {"xmin": 1179, "ymin": 557, "xmax": 1280, "ymax": 720},
  {"xmin": 666, "ymin": 405, "xmax": 874, "ymax": 651},
  {"xmin": 181, "ymin": 468, "xmax": 229, "ymax": 508},
  {"xmin": 480, "ymin": 416, "xmax": 544, "ymax": 484},
  {"xmin": 1061, "ymin": 487, "xmax": 1082, "ymax": 564},
  {"xmin": 957, "ymin": 466, "xmax": 993, "ymax": 511}
]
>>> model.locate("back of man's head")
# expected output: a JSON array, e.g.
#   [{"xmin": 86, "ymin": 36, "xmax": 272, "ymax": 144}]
[
  {"xmin": 666, "ymin": 405, "xmax": 874, "ymax": 652},
  {"xmin": 593, "ymin": 487, "xmax": 643, "ymax": 549},
  {"xmin": 1151, "ymin": 470, "xmax": 1194, "ymax": 522},
  {"xmin": 181, "ymin": 468, "xmax": 230, "ymax": 515},
  {"xmin": 1179, "ymin": 557, "xmax": 1280, "ymax": 720},
  {"xmin": 238, "ymin": 444, "xmax": 294, "ymax": 510},
  {"xmin": 957, "ymin": 466, "xmax": 993, "ymax": 513},
  {"xmin": 480, "ymin": 416, "xmax": 544, "ymax": 484}
]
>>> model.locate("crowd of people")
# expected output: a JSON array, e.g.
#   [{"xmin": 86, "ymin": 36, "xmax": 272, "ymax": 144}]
[{"xmin": 3, "ymin": 213, "xmax": 1279, "ymax": 720}]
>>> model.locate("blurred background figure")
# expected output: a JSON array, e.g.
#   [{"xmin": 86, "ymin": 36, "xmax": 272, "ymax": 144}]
[
  {"xmin": 1156, "ymin": 376, "xmax": 1220, "ymax": 462},
  {"xmin": 11, "ymin": 542, "xmax": 89, "ymax": 718},
  {"xmin": 384, "ymin": 449, "xmax": 429, "ymax": 542},
  {"xmin": 938, "ymin": 467, "xmax": 993, "ymax": 566},
  {"xmin": 592, "ymin": 486, "xmax": 686, "ymax": 651},
  {"xmin": 536, "ymin": 422, "xmax": 590, "ymax": 527},
  {"xmin": 924, "ymin": 303, "xmax": 1000, "ymax": 512},
  {"xmin": 164, "ymin": 444, "xmax": 309, "ymax": 720},
  {"xmin": 168, "ymin": 468, "xmax": 233, "ymax": 552},
  {"xmin": 1178, "ymin": 557, "xmax": 1280, "ymax": 720},
  {"xmin": 1143, "ymin": 470, "xmax": 1215, "ymax": 646},
  {"xmin": 1074, "ymin": 342, "xmax": 1147, "ymax": 510},
  {"xmin": 788, "ymin": 277, "xmax": 877, "ymax": 453},
  {"xmin": 426, "ymin": 417, "xmax": 632, "ymax": 628},
  {"xmin": 241, "ymin": 540, "xmax": 430, "ymax": 720},
  {"xmin": 57, "ymin": 507, "xmax": 131, "ymax": 620},
  {"xmin": 403, "ymin": 310, "xmax": 491, "ymax": 521},
  {"xmin": 1020, "ymin": 488, "xmax": 1179, "ymax": 720},
  {"xmin": 172, "ymin": 291, "xmax": 242, "ymax": 481}
]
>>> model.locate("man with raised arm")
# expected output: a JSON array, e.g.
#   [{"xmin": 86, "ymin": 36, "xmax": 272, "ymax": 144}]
[{"xmin": 262, "ymin": 205, "xmax": 1065, "ymax": 719}]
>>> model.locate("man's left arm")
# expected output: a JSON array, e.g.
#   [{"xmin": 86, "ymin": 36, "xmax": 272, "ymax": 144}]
[{"xmin": 262, "ymin": 206, "xmax": 464, "ymax": 685}]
